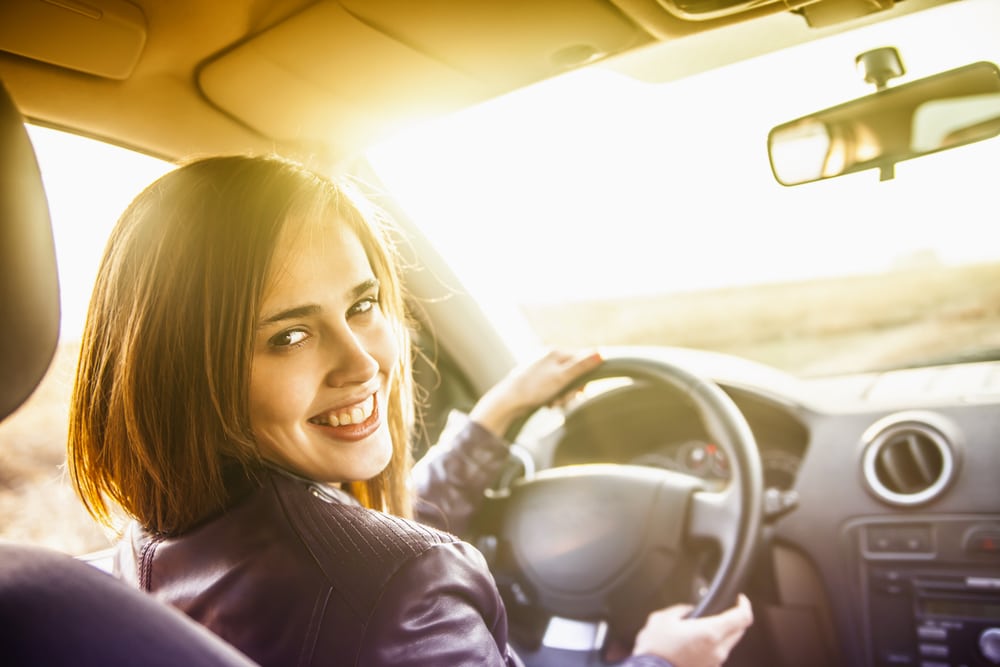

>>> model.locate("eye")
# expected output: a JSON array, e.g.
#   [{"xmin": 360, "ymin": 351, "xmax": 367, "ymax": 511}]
[
  {"xmin": 268, "ymin": 328, "xmax": 309, "ymax": 348},
  {"xmin": 348, "ymin": 296, "xmax": 379, "ymax": 317}
]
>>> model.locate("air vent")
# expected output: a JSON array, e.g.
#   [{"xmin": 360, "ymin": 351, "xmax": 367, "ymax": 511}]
[{"xmin": 861, "ymin": 412, "xmax": 960, "ymax": 506}]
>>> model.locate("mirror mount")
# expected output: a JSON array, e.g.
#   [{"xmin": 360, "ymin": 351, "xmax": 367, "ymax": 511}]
[
  {"xmin": 768, "ymin": 58, "xmax": 1000, "ymax": 186},
  {"xmin": 857, "ymin": 47, "xmax": 907, "ymax": 180},
  {"xmin": 856, "ymin": 46, "xmax": 905, "ymax": 92}
]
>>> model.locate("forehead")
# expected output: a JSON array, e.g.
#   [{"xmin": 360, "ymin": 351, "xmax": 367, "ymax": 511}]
[{"xmin": 263, "ymin": 214, "xmax": 373, "ymax": 302}]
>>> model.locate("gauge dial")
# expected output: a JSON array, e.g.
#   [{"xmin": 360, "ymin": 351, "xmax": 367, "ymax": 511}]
[
  {"xmin": 631, "ymin": 440, "xmax": 799, "ymax": 490},
  {"xmin": 678, "ymin": 440, "xmax": 729, "ymax": 480}
]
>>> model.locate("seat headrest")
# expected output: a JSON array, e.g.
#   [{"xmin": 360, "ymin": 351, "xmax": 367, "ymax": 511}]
[{"xmin": 0, "ymin": 80, "xmax": 60, "ymax": 421}]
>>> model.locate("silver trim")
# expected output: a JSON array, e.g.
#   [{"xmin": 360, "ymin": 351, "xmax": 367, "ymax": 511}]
[
  {"xmin": 861, "ymin": 411, "xmax": 958, "ymax": 507},
  {"xmin": 508, "ymin": 442, "xmax": 536, "ymax": 481},
  {"xmin": 541, "ymin": 617, "xmax": 608, "ymax": 651}
]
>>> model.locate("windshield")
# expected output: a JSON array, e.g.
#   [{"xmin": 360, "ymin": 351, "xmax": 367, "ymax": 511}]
[{"xmin": 367, "ymin": 0, "xmax": 1000, "ymax": 378}]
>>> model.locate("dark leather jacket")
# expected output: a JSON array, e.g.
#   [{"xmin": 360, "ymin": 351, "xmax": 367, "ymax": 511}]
[{"xmin": 116, "ymin": 419, "xmax": 670, "ymax": 667}]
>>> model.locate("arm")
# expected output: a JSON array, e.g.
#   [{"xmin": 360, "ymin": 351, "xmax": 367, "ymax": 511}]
[
  {"xmin": 357, "ymin": 540, "xmax": 519, "ymax": 666},
  {"xmin": 412, "ymin": 349, "xmax": 603, "ymax": 533},
  {"xmin": 412, "ymin": 418, "xmax": 510, "ymax": 533}
]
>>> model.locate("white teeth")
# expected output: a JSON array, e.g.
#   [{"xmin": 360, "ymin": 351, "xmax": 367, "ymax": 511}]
[{"xmin": 313, "ymin": 395, "xmax": 374, "ymax": 427}]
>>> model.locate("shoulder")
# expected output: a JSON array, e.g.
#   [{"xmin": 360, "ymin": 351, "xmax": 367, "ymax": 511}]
[
  {"xmin": 355, "ymin": 541, "xmax": 514, "ymax": 665},
  {"xmin": 271, "ymin": 470, "xmax": 457, "ymax": 551},
  {"xmin": 267, "ymin": 472, "xmax": 460, "ymax": 597},
  {"xmin": 267, "ymin": 473, "xmax": 517, "ymax": 665}
]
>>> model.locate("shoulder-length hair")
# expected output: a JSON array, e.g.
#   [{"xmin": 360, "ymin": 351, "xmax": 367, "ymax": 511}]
[{"xmin": 69, "ymin": 155, "xmax": 414, "ymax": 535}]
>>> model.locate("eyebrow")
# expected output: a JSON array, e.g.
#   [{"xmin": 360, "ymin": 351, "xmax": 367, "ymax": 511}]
[{"xmin": 259, "ymin": 278, "xmax": 379, "ymax": 326}]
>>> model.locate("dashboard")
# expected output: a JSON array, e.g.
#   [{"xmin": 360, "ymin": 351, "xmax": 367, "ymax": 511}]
[
  {"xmin": 543, "ymin": 378, "xmax": 808, "ymax": 493},
  {"xmin": 505, "ymin": 349, "xmax": 1000, "ymax": 667}
]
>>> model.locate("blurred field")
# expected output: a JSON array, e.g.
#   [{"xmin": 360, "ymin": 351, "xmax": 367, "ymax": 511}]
[
  {"xmin": 3, "ymin": 262, "xmax": 1000, "ymax": 555},
  {"xmin": 522, "ymin": 263, "xmax": 1000, "ymax": 377},
  {"xmin": 0, "ymin": 339, "xmax": 111, "ymax": 554}
]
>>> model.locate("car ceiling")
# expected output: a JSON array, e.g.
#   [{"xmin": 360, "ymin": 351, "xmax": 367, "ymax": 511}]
[{"xmin": 0, "ymin": 0, "xmax": 953, "ymax": 169}]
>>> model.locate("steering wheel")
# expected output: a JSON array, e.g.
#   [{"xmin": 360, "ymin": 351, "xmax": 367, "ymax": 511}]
[{"xmin": 479, "ymin": 353, "xmax": 764, "ymax": 665}]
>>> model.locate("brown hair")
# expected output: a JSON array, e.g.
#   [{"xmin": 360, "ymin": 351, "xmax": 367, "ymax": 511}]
[{"xmin": 68, "ymin": 155, "xmax": 414, "ymax": 535}]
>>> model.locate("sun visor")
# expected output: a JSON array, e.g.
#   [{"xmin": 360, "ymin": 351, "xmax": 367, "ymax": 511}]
[
  {"xmin": 199, "ymin": 0, "xmax": 648, "ymax": 152},
  {"xmin": 0, "ymin": 0, "xmax": 146, "ymax": 80},
  {"xmin": 199, "ymin": 2, "xmax": 489, "ymax": 152}
]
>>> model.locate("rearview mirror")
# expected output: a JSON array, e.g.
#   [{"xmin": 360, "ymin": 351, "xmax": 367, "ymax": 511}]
[{"xmin": 768, "ymin": 61, "xmax": 1000, "ymax": 186}]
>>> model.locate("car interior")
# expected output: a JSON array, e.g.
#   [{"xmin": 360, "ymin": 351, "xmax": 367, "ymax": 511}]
[
  {"xmin": 1, "ymin": 1, "xmax": 999, "ymax": 666},
  {"xmin": 0, "ymin": 73, "xmax": 259, "ymax": 667}
]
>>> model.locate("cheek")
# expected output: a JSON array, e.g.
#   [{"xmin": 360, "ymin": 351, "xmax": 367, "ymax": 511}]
[
  {"xmin": 248, "ymin": 357, "xmax": 313, "ymax": 429},
  {"xmin": 370, "ymin": 314, "xmax": 401, "ymax": 381}
]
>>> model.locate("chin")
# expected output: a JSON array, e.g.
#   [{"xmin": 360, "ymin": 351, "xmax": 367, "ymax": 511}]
[{"xmin": 348, "ymin": 434, "xmax": 395, "ymax": 481}]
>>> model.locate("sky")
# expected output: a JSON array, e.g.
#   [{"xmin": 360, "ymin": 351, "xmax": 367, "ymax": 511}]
[{"xmin": 27, "ymin": 126, "xmax": 173, "ymax": 339}]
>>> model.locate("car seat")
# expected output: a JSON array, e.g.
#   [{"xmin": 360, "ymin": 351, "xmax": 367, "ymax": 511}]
[{"xmin": 0, "ymin": 78, "xmax": 258, "ymax": 667}]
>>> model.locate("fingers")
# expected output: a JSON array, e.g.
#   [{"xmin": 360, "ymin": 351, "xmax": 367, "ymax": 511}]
[
  {"xmin": 469, "ymin": 348, "xmax": 602, "ymax": 437},
  {"xmin": 709, "ymin": 594, "xmax": 753, "ymax": 636},
  {"xmin": 700, "ymin": 594, "xmax": 754, "ymax": 657},
  {"xmin": 632, "ymin": 595, "xmax": 753, "ymax": 667},
  {"xmin": 697, "ymin": 594, "xmax": 753, "ymax": 640},
  {"xmin": 545, "ymin": 349, "xmax": 602, "ymax": 406},
  {"xmin": 649, "ymin": 602, "xmax": 694, "ymax": 623}
]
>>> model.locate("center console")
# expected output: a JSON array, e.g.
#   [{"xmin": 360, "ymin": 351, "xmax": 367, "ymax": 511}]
[{"xmin": 856, "ymin": 517, "xmax": 1000, "ymax": 667}]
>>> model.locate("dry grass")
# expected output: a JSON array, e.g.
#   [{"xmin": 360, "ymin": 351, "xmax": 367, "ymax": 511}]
[
  {"xmin": 0, "ymin": 340, "xmax": 111, "ymax": 554},
  {"xmin": 522, "ymin": 263, "xmax": 1000, "ymax": 376},
  {"xmin": 3, "ymin": 262, "xmax": 999, "ymax": 555}
]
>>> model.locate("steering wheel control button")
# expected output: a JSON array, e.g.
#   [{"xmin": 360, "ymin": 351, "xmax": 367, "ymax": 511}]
[{"xmin": 763, "ymin": 487, "xmax": 799, "ymax": 520}]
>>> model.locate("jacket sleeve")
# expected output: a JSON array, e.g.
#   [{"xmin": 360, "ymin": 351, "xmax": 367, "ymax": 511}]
[
  {"xmin": 412, "ymin": 416, "xmax": 510, "ymax": 535},
  {"xmin": 410, "ymin": 422, "xmax": 676, "ymax": 667},
  {"xmin": 356, "ymin": 540, "xmax": 520, "ymax": 666}
]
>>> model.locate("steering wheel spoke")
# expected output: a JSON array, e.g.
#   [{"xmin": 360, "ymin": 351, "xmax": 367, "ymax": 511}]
[{"xmin": 689, "ymin": 488, "xmax": 740, "ymax": 552}]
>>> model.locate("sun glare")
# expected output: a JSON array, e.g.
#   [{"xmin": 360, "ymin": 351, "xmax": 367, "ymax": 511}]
[
  {"xmin": 27, "ymin": 126, "xmax": 174, "ymax": 340},
  {"xmin": 367, "ymin": 0, "xmax": 1000, "ymax": 311}
]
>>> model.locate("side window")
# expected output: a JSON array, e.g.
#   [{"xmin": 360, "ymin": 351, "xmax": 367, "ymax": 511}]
[
  {"xmin": 0, "ymin": 126, "xmax": 172, "ymax": 555},
  {"xmin": 410, "ymin": 323, "xmax": 477, "ymax": 460}
]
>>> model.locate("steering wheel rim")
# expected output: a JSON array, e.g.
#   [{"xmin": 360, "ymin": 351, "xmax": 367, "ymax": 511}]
[{"xmin": 486, "ymin": 352, "xmax": 763, "ymax": 662}]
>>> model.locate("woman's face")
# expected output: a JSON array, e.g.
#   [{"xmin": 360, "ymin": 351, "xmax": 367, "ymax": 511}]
[{"xmin": 249, "ymin": 217, "xmax": 398, "ymax": 483}]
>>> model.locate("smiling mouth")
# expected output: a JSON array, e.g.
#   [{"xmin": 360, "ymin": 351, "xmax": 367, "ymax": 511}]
[{"xmin": 307, "ymin": 394, "xmax": 379, "ymax": 434}]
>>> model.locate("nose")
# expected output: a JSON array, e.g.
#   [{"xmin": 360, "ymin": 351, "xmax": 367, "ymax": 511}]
[{"xmin": 322, "ymin": 328, "xmax": 380, "ymax": 388}]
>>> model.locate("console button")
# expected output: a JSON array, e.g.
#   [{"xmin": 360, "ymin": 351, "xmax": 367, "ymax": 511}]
[
  {"xmin": 918, "ymin": 644, "xmax": 948, "ymax": 658},
  {"xmin": 917, "ymin": 626, "xmax": 947, "ymax": 641},
  {"xmin": 981, "ymin": 627, "xmax": 1000, "ymax": 664},
  {"xmin": 966, "ymin": 529, "xmax": 1000, "ymax": 556},
  {"xmin": 880, "ymin": 649, "xmax": 915, "ymax": 665},
  {"xmin": 870, "ymin": 569, "xmax": 907, "ymax": 594},
  {"xmin": 868, "ymin": 525, "xmax": 932, "ymax": 553}
]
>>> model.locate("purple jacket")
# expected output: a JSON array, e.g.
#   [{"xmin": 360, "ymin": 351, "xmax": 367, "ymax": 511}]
[{"xmin": 116, "ymin": 419, "xmax": 671, "ymax": 666}]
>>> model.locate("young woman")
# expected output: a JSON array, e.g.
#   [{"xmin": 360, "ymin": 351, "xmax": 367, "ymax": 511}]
[{"xmin": 69, "ymin": 155, "xmax": 751, "ymax": 667}]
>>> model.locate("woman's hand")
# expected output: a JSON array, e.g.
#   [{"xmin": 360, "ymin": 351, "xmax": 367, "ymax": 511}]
[
  {"xmin": 632, "ymin": 594, "xmax": 753, "ymax": 667},
  {"xmin": 468, "ymin": 349, "xmax": 602, "ymax": 438}
]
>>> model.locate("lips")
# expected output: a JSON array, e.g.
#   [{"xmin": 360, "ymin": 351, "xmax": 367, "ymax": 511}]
[{"xmin": 307, "ymin": 393, "xmax": 381, "ymax": 441}]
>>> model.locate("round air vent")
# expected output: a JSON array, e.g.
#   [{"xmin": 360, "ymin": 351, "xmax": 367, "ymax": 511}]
[{"xmin": 861, "ymin": 411, "xmax": 960, "ymax": 506}]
